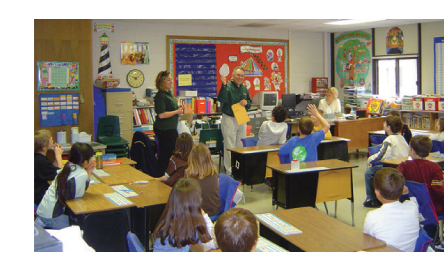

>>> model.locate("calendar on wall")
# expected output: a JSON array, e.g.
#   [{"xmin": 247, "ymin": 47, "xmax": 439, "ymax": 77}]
[
  {"xmin": 37, "ymin": 61, "xmax": 79, "ymax": 91},
  {"xmin": 435, "ymin": 37, "xmax": 444, "ymax": 95}
]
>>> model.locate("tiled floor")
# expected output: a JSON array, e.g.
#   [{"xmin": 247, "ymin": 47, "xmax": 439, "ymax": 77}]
[{"xmin": 216, "ymin": 148, "xmax": 374, "ymax": 232}]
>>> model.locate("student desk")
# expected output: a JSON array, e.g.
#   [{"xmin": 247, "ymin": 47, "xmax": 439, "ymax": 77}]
[
  {"xmin": 381, "ymin": 156, "xmax": 444, "ymax": 169},
  {"xmin": 258, "ymin": 207, "xmax": 386, "ymax": 252},
  {"xmin": 267, "ymin": 159, "xmax": 358, "ymax": 225},
  {"xmin": 96, "ymin": 164, "xmax": 152, "ymax": 185}
]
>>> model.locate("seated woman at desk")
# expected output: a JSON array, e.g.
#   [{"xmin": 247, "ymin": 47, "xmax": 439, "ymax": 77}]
[
  {"xmin": 153, "ymin": 132, "xmax": 193, "ymax": 187},
  {"xmin": 318, "ymin": 87, "xmax": 341, "ymax": 115},
  {"xmin": 153, "ymin": 178, "xmax": 216, "ymax": 252},
  {"xmin": 36, "ymin": 143, "xmax": 95, "ymax": 229},
  {"xmin": 257, "ymin": 105, "xmax": 288, "ymax": 146},
  {"xmin": 185, "ymin": 143, "xmax": 221, "ymax": 216}
]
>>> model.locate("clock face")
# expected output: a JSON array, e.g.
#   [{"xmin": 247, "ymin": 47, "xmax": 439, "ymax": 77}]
[{"xmin": 127, "ymin": 69, "xmax": 144, "ymax": 88}]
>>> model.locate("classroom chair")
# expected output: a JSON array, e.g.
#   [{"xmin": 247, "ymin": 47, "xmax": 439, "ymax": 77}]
[
  {"xmin": 81, "ymin": 210, "xmax": 131, "ymax": 252},
  {"xmin": 127, "ymin": 231, "xmax": 145, "ymax": 252},
  {"xmin": 240, "ymin": 137, "xmax": 259, "ymax": 147},
  {"xmin": 367, "ymin": 145, "xmax": 382, "ymax": 166},
  {"xmin": 431, "ymin": 140, "xmax": 444, "ymax": 153},
  {"xmin": 404, "ymin": 180, "xmax": 443, "ymax": 243},
  {"xmin": 414, "ymin": 226, "xmax": 434, "ymax": 252},
  {"xmin": 97, "ymin": 115, "xmax": 129, "ymax": 157},
  {"xmin": 369, "ymin": 134, "xmax": 386, "ymax": 146},
  {"xmin": 199, "ymin": 129, "xmax": 224, "ymax": 172},
  {"xmin": 209, "ymin": 173, "xmax": 241, "ymax": 222}
]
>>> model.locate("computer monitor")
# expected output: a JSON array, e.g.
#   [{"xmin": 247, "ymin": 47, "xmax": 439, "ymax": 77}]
[
  {"xmin": 282, "ymin": 94, "xmax": 297, "ymax": 111},
  {"xmin": 252, "ymin": 91, "xmax": 279, "ymax": 111},
  {"xmin": 294, "ymin": 100, "xmax": 312, "ymax": 115}
]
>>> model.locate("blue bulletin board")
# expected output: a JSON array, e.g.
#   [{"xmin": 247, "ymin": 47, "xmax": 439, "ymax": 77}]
[{"xmin": 39, "ymin": 93, "xmax": 79, "ymax": 127}]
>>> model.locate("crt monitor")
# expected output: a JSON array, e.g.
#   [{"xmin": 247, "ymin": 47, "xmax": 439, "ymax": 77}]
[
  {"xmin": 282, "ymin": 94, "xmax": 297, "ymax": 111},
  {"xmin": 253, "ymin": 91, "xmax": 278, "ymax": 111}
]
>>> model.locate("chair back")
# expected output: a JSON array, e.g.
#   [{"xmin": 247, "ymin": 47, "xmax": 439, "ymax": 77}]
[
  {"xmin": 199, "ymin": 129, "xmax": 223, "ymax": 153},
  {"xmin": 97, "ymin": 115, "xmax": 121, "ymax": 139},
  {"xmin": 241, "ymin": 137, "xmax": 259, "ymax": 147},
  {"xmin": 278, "ymin": 152, "xmax": 291, "ymax": 164},
  {"xmin": 210, "ymin": 174, "xmax": 241, "ymax": 222},
  {"xmin": 404, "ymin": 180, "xmax": 439, "ymax": 227},
  {"xmin": 368, "ymin": 145, "xmax": 382, "ymax": 166},
  {"xmin": 130, "ymin": 131, "xmax": 161, "ymax": 177},
  {"xmin": 414, "ymin": 227, "xmax": 433, "ymax": 252},
  {"xmin": 82, "ymin": 210, "xmax": 130, "ymax": 252},
  {"xmin": 431, "ymin": 140, "xmax": 444, "ymax": 153},
  {"xmin": 369, "ymin": 134, "xmax": 387, "ymax": 146}
]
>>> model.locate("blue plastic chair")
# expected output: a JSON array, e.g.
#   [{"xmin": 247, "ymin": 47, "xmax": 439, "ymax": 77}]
[
  {"xmin": 368, "ymin": 145, "xmax": 382, "ymax": 166},
  {"xmin": 126, "ymin": 232, "xmax": 145, "ymax": 252},
  {"xmin": 431, "ymin": 140, "xmax": 444, "ymax": 153},
  {"xmin": 241, "ymin": 137, "xmax": 259, "ymax": 147},
  {"xmin": 369, "ymin": 134, "xmax": 386, "ymax": 146},
  {"xmin": 414, "ymin": 227, "xmax": 433, "ymax": 252},
  {"xmin": 209, "ymin": 173, "xmax": 241, "ymax": 222}
]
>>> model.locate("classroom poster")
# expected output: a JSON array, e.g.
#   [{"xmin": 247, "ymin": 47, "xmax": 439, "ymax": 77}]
[
  {"xmin": 39, "ymin": 93, "xmax": 79, "ymax": 127},
  {"xmin": 120, "ymin": 42, "xmax": 150, "ymax": 65},
  {"xmin": 37, "ymin": 61, "xmax": 79, "ymax": 91},
  {"xmin": 169, "ymin": 37, "xmax": 288, "ymax": 99},
  {"xmin": 335, "ymin": 31, "xmax": 372, "ymax": 89}
]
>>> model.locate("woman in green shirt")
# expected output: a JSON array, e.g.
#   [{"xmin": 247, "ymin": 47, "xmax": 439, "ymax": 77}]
[{"xmin": 154, "ymin": 70, "xmax": 184, "ymax": 176}]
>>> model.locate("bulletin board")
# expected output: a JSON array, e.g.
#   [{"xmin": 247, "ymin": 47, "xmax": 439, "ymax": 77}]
[
  {"xmin": 39, "ymin": 93, "xmax": 79, "ymax": 127},
  {"xmin": 37, "ymin": 61, "xmax": 79, "ymax": 91},
  {"xmin": 168, "ymin": 36, "xmax": 288, "ymax": 99}
]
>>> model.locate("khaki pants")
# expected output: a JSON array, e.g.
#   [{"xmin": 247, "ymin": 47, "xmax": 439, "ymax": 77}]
[{"xmin": 221, "ymin": 114, "xmax": 246, "ymax": 173}]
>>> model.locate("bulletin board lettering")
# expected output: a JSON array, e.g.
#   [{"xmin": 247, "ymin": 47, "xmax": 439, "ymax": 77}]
[{"xmin": 168, "ymin": 36, "xmax": 288, "ymax": 100}]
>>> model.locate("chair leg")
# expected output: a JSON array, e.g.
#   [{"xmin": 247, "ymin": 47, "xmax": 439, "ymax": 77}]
[
  {"xmin": 323, "ymin": 202, "xmax": 329, "ymax": 215},
  {"xmin": 243, "ymin": 184, "xmax": 246, "ymax": 205},
  {"xmin": 351, "ymin": 201, "xmax": 355, "ymax": 226},
  {"xmin": 334, "ymin": 200, "xmax": 338, "ymax": 218}
]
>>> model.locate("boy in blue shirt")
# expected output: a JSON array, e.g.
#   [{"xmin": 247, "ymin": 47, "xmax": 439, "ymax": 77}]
[{"xmin": 278, "ymin": 104, "xmax": 330, "ymax": 163}]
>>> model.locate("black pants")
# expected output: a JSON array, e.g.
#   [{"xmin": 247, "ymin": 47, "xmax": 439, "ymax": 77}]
[{"xmin": 154, "ymin": 128, "xmax": 178, "ymax": 176}]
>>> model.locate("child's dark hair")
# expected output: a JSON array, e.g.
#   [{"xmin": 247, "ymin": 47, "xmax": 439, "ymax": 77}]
[
  {"xmin": 153, "ymin": 178, "xmax": 212, "ymax": 248},
  {"xmin": 173, "ymin": 132, "xmax": 194, "ymax": 160},
  {"xmin": 385, "ymin": 115, "xmax": 402, "ymax": 134},
  {"xmin": 409, "ymin": 135, "xmax": 432, "ymax": 158},
  {"xmin": 272, "ymin": 105, "xmax": 288, "ymax": 123},
  {"xmin": 298, "ymin": 116, "xmax": 314, "ymax": 135},
  {"xmin": 56, "ymin": 143, "xmax": 94, "ymax": 206},
  {"xmin": 373, "ymin": 167, "xmax": 405, "ymax": 201}
]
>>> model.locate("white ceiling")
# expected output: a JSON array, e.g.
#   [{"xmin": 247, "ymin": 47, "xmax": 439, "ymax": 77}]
[{"xmin": 121, "ymin": 19, "xmax": 443, "ymax": 33}]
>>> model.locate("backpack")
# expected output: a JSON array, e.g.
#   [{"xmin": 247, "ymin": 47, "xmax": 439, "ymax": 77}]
[{"xmin": 130, "ymin": 131, "xmax": 161, "ymax": 177}]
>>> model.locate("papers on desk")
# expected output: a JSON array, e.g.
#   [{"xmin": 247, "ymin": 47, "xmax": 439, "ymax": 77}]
[
  {"xmin": 285, "ymin": 166, "xmax": 329, "ymax": 173},
  {"xmin": 103, "ymin": 192, "xmax": 133, "ymax": 206},
  {"xmin": 92, "ymin": 169, "xmax": 110, "ymax": 177},
  {"xmin": 256, "ymin": 237, "xmax": 288, "ymax": 252},
  {"xmin": 111, "ymin": 185, "xmax": 139, "ymax": 197},
  {"xmin": 255, "ymin": 213, "xmax": 302, "ymax": 236},
  {"xmin": 89, "ymin": 174, "xmax": 100, "ymax": 185}
]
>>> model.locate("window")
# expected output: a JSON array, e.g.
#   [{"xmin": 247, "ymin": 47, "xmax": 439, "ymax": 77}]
[{"xmin": 375, "ymin": 57, "xmax": 418, "ymax": 98}]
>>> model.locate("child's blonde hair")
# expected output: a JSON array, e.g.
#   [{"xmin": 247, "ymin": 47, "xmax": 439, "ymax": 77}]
[
  {"xmin": 185, "ymin": 143, "xmax": 218, "ymax": 180},
  {"xmin": 34, "ymin": 129, "xmax": 52, "ymax": 153}
]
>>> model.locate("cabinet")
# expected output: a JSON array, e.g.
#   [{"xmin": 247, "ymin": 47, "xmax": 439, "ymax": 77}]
[
  {"xmin": 103, "ymin": 88, "xmax": 133, "ymax": 144},
  {"xmin": 311, "ymin": 77, "xmax": 328, "ymax": 96}
]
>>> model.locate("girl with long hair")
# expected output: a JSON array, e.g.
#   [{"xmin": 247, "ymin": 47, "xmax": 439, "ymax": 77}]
[
  {"xmin": 153, "ymin": 178, "xmax": 216, "ymax": 252},
  {"xmin": 36, "ymin": 143, "xmax": 95, "ymax": 229}
]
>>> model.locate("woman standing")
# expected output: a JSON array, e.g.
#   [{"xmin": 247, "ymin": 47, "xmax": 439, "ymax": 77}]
[
  {"xmin": 318, "ymin": 86, "xmax": 341, "ymax": 115},
  {"xmin": 154, "ymin": 70, "xmax": 183, "ymax": 176}
]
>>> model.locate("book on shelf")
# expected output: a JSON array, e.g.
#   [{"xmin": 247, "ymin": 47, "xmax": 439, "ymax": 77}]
[{"xmin": 133, "ymin": 107, "xmax": 156, "ymax": 125}]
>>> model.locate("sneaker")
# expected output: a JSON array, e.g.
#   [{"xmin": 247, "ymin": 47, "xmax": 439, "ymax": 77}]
[
  {"xmin": 363, "ymin": 199, "xmax": 382, "ymax": 208},
  {"xmin": 434, "ymin": 240, "xmax": 444, "ymax": 252}
]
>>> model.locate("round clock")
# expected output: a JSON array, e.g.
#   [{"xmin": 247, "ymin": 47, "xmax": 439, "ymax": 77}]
[{"xmin": 127, "ymin": 69, "xmax": 144, "ymax": 88}]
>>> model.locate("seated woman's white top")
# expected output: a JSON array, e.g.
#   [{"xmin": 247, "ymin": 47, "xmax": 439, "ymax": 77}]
[{"xmin": 318, "ymin": 98, "xmax": 341, "ymax": 114}]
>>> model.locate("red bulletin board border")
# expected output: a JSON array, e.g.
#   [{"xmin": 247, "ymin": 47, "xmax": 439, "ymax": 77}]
[{"xmin": 168, "ymin": 36, "xmax": 289, "ymax": 100}]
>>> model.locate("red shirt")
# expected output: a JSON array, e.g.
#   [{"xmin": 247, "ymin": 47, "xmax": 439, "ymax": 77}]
[{"xmin": 397, "ymin": 159, "xmax": 444, "ymax": 215}]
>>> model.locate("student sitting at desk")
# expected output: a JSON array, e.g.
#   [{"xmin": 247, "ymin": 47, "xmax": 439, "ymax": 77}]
[
  {"xmin": 214, "ymin": 208, "xmax": 258, "ymax": 252},
  {"xmin": 278, "ymin": 104, "xmax": 330, "ymax": 162},
  {"xmin": 34, "ymin": 130, "xmax": 64, "ymax": 206},
  {"xmin": 387, "ymin": 110, "xmax": 412, "ymax": 144},
  {"xmin": 153, "ymin": 178, "xmax": 216, "ymax": 252},
  {"xmin": 396, "ymin": 135, "xmax": 444, "ymax": 239},
  {"xmin": 430, "ymin": 117, "xmax": 444, "ymax": 141},
  {"xmin": 185, "ymin": 143, "xmax": 221, "ymax": 216},
  {"xmin": 153, "ymin": 132, "xmax": 193, "ymax": 187},
  {"xmin": 311, "ymin": 109, "xmax": 332, "ymax": 140},
  {"xmin": 257, "ymin": 105, "xmax": 288, "ymax": 146},
  {"xmin": 36, "ymin": 143, "xmax": 95, "ymax": 229},
  {"xmin": 364, "ymin": 116, "xmax": 409, "ymax": 208},
  {"xmin": 363, "ymin": 167, "xmax": 419, "ymax": 252}
]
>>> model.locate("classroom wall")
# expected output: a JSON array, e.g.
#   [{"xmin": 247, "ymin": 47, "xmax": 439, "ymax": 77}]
[
  {"xmin": 91, "ymin": 19, "xmax": 329, "ymax": 98},
  {"xmin": 34, "ymin": 19, "xmax": 93, "ymax": 142}
]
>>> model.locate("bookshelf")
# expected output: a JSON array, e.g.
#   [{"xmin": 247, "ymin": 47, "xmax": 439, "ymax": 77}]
[
  {"xmin": 133, "ymin": 106, "xmax": 155, "ymax": 134},
  {"xmin": 400, "ymin": 110, "xmax": 444, "ymax": 131}
]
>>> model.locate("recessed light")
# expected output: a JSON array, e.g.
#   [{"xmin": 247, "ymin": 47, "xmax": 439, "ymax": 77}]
[{"xmin": 324, "ymin": 19, "xmax": 386, "ymax": 25}]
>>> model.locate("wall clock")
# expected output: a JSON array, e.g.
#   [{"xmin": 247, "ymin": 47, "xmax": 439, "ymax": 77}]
[{"xmin": 127, "ymin": 69, "xmax": 144, "ymax": 88}]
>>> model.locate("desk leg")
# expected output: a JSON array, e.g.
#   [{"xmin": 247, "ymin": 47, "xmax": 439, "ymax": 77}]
[{"xmin": 350, "ymin": 169, "xmax": 355, "ymax": 226}]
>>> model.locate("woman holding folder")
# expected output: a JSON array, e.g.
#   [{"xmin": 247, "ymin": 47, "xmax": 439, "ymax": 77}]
[{"xmin": 217, "ymin": 67, "xmax": 252, "ymax": 174}]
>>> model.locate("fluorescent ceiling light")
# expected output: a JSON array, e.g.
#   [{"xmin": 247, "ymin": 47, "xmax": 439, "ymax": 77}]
[{"xmin": 324, "ymin": 19, "xmax": 386, "ymax": 25}]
